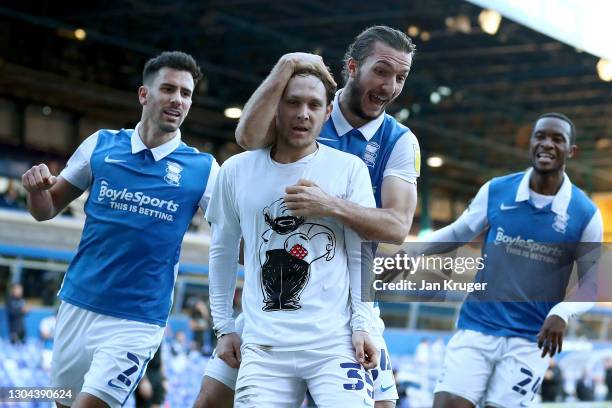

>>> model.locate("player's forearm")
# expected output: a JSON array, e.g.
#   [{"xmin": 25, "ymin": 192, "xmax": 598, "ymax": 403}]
[
  {"xmin": 331, "ymin": 198, "xmax": 411, "ymax": 245},
  {"xmin": 209, "ymin": 263, "xmax": 237, "ymax": 335},
  {"xmin": 550, "ymin": 254, "xmax": 600, "ymax": 322},
  {"xmin": 346, "ymin": 228, "xmax": 373, "ymax": 333},
  {"xmin": 235, "ymin": 57, "xmax": 294, "ymax": 150},
  {"xmin": 404, "ymin": 218, "xmax": 480, "ymax": 256},
  {"xmin": 350, "ymin": 299, "xmax": 372, "ymax": 334},
  {"xmin": 26, "ymin": 190, "xmax": 57, "ymax": 221},
  {"xmin": 208, "ymin": 225, "xmax": 241, "ymax": 335}
]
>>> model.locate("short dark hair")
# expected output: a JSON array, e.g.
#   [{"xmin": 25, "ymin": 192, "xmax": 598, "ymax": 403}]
[
  {"xmin": 291, "ymin": 67, "xmax": 337, "ymax": 106},
  {"xmin": 342, "ymin": 25, "xmax": 416, "ymax": 82},
  {"xmin": 143, "ymin": 51, "xmax": 203, "ymax": 85},
  {"xmin": 535, "ymin": 112, "xmax": 576, "ymax": 145}
]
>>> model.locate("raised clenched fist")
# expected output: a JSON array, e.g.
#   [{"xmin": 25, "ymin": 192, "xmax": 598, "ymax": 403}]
[{"xmin": 21, "ymin": 164, "xmax": 57, "ymax": 193}]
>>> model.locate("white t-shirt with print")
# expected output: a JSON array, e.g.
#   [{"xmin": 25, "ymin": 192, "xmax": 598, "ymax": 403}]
[{"xmin": 206, "ymin": 144, "xmax": 376, "ymax": 351}]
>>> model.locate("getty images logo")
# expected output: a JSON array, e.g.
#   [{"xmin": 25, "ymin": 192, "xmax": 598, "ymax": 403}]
[{"xmin": 97, "ymin": 180, "xmax": 179, "ymax": 212}]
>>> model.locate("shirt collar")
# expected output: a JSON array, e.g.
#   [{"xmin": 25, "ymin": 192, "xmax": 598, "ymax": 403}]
[
  {"xmin": 131, "ymin": 123, "xmax": 182, "ymax": 161},
  {"xmin": 331, "ymin": 89, "xmax": 385, "ymax": 141},
  {"xmin": 515, "ymin": 167, "xmax": 572, "ymax": 215}
]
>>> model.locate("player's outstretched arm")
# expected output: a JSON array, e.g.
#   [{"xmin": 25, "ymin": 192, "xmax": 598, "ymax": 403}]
[
  {"xmin": 403, "ymin": 181, "xmax": 490, "ymax": 257},
  {"xmin": 235, "ymin": 52, "xmax": 336, "ymax": 150},
  {"xmin": 22, "ymin": 164, "xmax": 83, "ymax": 221},
  {"xmin": 406, "ymin": 216, "xmax": 481, "ymax": 257}
]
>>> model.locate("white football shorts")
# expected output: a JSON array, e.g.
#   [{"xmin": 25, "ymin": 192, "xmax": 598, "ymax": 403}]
[
  {"xmin": 205, "ymin": 321, "xmax": 396, "ymax": 403},
  {"xmin": 234, "ymin": 339, "xmax": 374, "ymax": 408},
  {"xmin": 434, "ymin": 329, "xmax": 549, "ymax": 408},
  {"xmin": 51, "ymin": 301, "xmax": 164, "ymax": 407}
]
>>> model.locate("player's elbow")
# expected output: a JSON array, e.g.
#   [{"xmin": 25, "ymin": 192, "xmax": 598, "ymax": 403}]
[
  {"xmin": 28, "ymin": 207, "xmax": 54, "ymax": 222},
  {"xmin": 388, "ymin": 231, "xmax": 408, "ymax": 246},
  {"xmin": 388, "ymin": 235, "xmax": 406, "ymax": 246},
  {"xmin": 363, "ymin": 218, "xmax": 411, "ymax": 244},
  {"xmin": 235, "ymin": 134, "xmax": 249, "ymax": 150},
  {"xmin": 389, "ymin": 220, "xmax": 412, "ymax": 245},
  {"xmin": 34, "ymin": 212, "xmax": 58, "ymax": 222},
  {"xmin": 366, "ymin": 227, "xmax": 408, "ymax": 245},
  {"xmin": 235, "ymin": 127, "xmax": 256, "ymax": 150},
  {"xmin": 32, "ymin": 214, "xmax": 49, "ymax": 222}
]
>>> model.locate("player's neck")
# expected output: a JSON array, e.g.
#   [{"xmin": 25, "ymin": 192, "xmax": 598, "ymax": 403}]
[
  {"xmin": 271, "ymin": 140, "xmax": 317, "ymax": 164},
  {"xmin": 138, "ymin": 121, "xmax": 177, "ymax": 149},
  {"xmin": 529, "ymin": 169, "xmax": 564, "ymax": 196},
  {"xmin": 338, "ymin": 89, "xmax": 369, "ymax": 129}
]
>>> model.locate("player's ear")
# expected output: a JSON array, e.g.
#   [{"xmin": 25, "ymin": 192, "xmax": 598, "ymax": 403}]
[
  {"xmin": 347, "ymin": 58, "xmax": 358, "ymax": 79},
  {"xmin": 138, "ymin": 86, "xmax": 148, "ymax": 106},
  {"xmin": 568, "ymin": 144, "xmax": 577, "ymax": 159}
]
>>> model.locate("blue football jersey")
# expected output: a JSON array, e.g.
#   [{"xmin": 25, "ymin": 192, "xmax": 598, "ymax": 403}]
[
  {"xmin": 458, "ymin": 171, "xmax": 598, "ymax": 340},
  {"xmin": 319, "ymin": 114, "xmax": 409, "ymax": 207},
  {"xmin": 59, "ymin": 129, "xmax": 215, "ymax": 326}
]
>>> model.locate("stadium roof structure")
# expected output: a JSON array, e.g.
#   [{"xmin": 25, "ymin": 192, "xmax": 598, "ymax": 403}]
[{"xmin": 1, "ymin": 0, "xmax": 611, "ymax": 198}]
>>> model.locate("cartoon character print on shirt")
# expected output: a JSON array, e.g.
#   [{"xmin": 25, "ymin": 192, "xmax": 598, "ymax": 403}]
[{"xmin": 258, "ymin": 198, "xmax": 336, "ymax": 311}]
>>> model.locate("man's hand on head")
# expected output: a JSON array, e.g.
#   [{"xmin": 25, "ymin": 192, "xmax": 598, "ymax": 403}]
[{"xmin": 280, "ymin": 53, "xmax": 336, "ymax": 88}]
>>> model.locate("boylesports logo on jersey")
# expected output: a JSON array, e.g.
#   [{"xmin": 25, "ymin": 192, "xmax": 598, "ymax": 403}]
[
  {"xmin": 98, "ymin": 180, "xmax": 179, "ymax": 212},
  {"xmin": 494, "ymin": 227, "xmax": 562, "ymax": 256}
]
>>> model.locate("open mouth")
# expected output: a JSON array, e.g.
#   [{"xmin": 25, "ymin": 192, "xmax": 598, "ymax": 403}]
[
  {"xmin": 291, "ymin": 125, "xmax": 309, "ymax": 134},
  {"xmin": 368, "ymin": 92, "xmax": 387, "ymax": 107},
  {"xmin": 535, "ymin": 152, "xmax": 555, "ymax": 164},
  {"xmin": 536, "ymin": 152, "xmax": 554, "ymax": 159},
  {"xmin": 163, "ymin": 109, "xmax": 181, "ymax": 119}
]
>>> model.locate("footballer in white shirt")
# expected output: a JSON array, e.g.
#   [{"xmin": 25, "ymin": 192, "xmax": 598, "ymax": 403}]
[{"xmin": 204, "ymin": 65, "xmax": 379, "ymax": 408}]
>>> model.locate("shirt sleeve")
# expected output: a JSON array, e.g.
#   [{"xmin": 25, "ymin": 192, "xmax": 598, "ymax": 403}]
[
  {"xmin": 455, "ymin": 181, "xmax": 490, "ymax": 234},
  {"xmin": 59, "ymin": 132, "xmax": 99, "ymax": 191},
  {"xmin": 382, "ymin": 131, "xmax": 420, "ymax": 184},
  {"xmin": 580, "ymin": 209, "xmax": 604, "ymax": 243},
  {"xmin": 198, "ymin": 158, "xmax": 220, "ymax": 211},
  {"xmin": 205, "ymin": 160, "xmax": 242, "ymax": 336},
  {"xmin": 547, "ymin": 209, "xmax": 604, "ymax": 323},
  {"xmin": 345, "ymin": 159, "xmax": 376, "ymax": 333}
]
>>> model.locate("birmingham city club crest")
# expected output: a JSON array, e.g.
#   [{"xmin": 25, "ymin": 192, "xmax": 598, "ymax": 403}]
[
  {"xmin": 363, "ymin": 141, "xmax": 380, "ymax": 167},
  {"xmin": 164, "ymin": 161, "xmax": 182, "ymax": 186}
]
